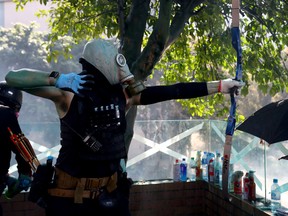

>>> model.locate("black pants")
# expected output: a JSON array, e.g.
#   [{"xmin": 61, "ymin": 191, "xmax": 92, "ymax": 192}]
[{"xmin": 45, "ymin": 189, "xmax": 131, "ymax": 216}]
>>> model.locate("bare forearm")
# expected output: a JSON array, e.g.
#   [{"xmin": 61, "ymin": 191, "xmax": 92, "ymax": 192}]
[{"xmin": 5, "ymin": 68, "xmax": 55, "ymax": 89}]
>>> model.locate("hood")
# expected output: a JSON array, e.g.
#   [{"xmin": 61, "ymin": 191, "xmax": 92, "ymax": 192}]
[{"xmin": 82, "ymin": 38, "xmax": 134, "ymax": 85}]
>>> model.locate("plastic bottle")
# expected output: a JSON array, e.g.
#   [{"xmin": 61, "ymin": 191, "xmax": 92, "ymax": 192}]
[
  {"xmin": 228, "ymin": 164, "xmax": 235, "ymax": 192},
  {"xmin": 47, "ymin": 155, "xmax": 53, "ymax": 166},
  {"xmin": 173, "ymin": 159, "xmax": 180, "ymax": 182},
  {"xmin": 219, "ymin": 157, "xmax": 223, "ymax": 187},
  {"xmin": 233, "ymin": 171, "xmax": 244, "ymax": 196},
  {"xmin": 201, "ymin": 152, "xmax": 208, "ymax": 181},
  {"xmin": 214, "ymin": 152, "xmax": 221, "ymax": 186},
  {"xmin": 189, "ymin": 157, "xmax": 196, "ymax": 181},
  {"xmin": 195, "ymin": 151, "xmax": 202, "ymax": 180},
  {"xmin": 46, "ymin": 156, "xmax": 54, "ymax": 183},
  {"xmin": 248, "ymin": 170, "xmax": 256, "ymax": 202},
  {"xmin": 206, "ymin": 152, "xmax": 215, "ymax": 166},
  {"xmin": 206, "ymin": 152, "xmax": 212, "ymax": 165},
  {"xmin": 271, "ymin": 178, "xmax": 281, "ymax": 213},
  {"xmin": 208, "ymin": 158, "xmax": 214, "ymax": 184},
  {"xmin": 242, "ymin": 172, "xmax": 249, "ymax": 200},
  {"xmin": 180, "ymin": 158, "xmax": 187, "ymax": 182}
]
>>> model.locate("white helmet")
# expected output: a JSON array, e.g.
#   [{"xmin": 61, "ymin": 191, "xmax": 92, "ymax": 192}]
[{"xmin": 82, "ymin": 38, "xmax": 134, "ymax": 85}]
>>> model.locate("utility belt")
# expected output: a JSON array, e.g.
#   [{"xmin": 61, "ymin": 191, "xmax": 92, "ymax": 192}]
[{"xmin": 48, "ymin": 168, "xmax": 117, "ymax": 204}]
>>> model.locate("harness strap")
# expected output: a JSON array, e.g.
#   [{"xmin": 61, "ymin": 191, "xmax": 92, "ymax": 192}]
[
  {"xmin": 48, "ymin": 168, "xmax": 118, "ymax": 203},
  {"xmin": 74, "ymin": 178, "xmax": 86, "ymax": 203},
  {"xmin": 48, "ymin": 188, "xmax": 89, "ymax": 198},
  {"xmin": 47, "ymin": 188, "xmax": 97, "ymax": 200}
]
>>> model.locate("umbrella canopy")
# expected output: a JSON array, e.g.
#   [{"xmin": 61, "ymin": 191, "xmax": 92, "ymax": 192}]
[
  {"xmin": 279, "ymin": 155, "xmax": 288, "ymax": 160},
  {"xmin": 236, "ymin": 99, "xmax": 288, "ymax": 145}
]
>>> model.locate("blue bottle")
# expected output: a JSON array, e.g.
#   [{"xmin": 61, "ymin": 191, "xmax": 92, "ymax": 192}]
[
  {"xmin": 201, "ymin": 152, "xmax": 208, "ymax": 181},
  {"xmin": 180, "ymin": 158, "xmax": 187, "ymax": 182},
  {"xmin": 214, "ymin": 152, "xmax": 221, "ymax": 186}
]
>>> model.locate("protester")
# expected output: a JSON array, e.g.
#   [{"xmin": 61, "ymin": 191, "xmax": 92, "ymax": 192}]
[
  {"xmin": 5, "ymin": 38, "xmax": 244, "ymax": 216},
  {"xmin": 0, "ymin": 81, "xmax": 34, "ymax": 215}
]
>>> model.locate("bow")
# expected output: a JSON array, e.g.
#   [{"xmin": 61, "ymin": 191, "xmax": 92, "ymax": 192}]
[{"xmin": 222, "ymin": 0, "xmax": 242, "ymax": 200}]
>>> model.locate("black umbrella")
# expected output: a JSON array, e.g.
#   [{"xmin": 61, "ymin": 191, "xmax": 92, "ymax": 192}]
[
  {"xmin": 236, "ymin": 99, "xmax": 288, "ymax": 144},
  {"xmin": 236, "ymin": 99, "xmax": 288, "ymax": 159}
]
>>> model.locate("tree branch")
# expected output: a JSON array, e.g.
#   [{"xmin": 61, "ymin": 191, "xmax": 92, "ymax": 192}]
[
  {"xmin": 122, "ymin": 0, "xmax": 150, "ymax": 69},
  {"xmin": 167, "ymin": 0, "xmax": 206, "ymax": 48},
  {"xmin": 132, "ymin": 0, "xmax": 172, "ymax": 80},
  {"xmin": 117, "ymin": 0, "xmax": 126, "ymax": 48},
  {"xmin": 241, "ymin": 5, "xmax": 278, "ymax": 42}
]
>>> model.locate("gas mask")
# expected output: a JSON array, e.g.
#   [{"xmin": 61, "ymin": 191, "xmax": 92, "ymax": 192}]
[{"xmin": 82, "ymin": 38, "xmax": 145, "ymax": 97}]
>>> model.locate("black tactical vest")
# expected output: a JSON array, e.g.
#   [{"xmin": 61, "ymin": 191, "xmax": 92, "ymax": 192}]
[{"xmin": 56, "ymin": 84, "xmax": 127, "ymax": 176}]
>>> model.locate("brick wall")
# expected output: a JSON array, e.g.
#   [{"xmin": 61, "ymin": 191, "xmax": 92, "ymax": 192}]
[
  {"xmin": 0, "ymin": 193, "xmax": 44, "ymax": 216},
  {"xmin": 130, "ymin": 181, "xmax": 207, "ymax": 216},
  {"xmin": 0, "ymin": 181, "xmax": 271, "ymax": 216},
  {"xmin": 205, "ymin": 184, "xmax": 271, "ymax": 216}
]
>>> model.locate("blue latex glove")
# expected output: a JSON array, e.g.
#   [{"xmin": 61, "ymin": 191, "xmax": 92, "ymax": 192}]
[{"xmin": 55, "ymin": 72, "xmax": 94, "ymax": 96}]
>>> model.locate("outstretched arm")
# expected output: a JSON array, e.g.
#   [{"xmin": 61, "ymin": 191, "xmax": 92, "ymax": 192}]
[{"xmin": 128, "ymin": 79, "xmax": 244, "ymax": 106}]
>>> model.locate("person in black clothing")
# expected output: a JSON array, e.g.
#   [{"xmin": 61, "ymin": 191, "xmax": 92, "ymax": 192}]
[
  {"xmin": 5, "ymin": 38, "xmax": 244, "ymax": 216},
  {"xmin": 0, "ymin": 81, "xmax": 33, "ymax": 215}
]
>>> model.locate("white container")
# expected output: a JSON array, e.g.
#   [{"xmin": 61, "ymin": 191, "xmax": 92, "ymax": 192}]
[
  {"xmin": 189, "ymin": 157, "xmax": 196, "ymax": 181},
  {"xmin": 271, "ymin": 178, "xmax": 281, "ymax": 214},
  {"xmin": 173, "ymin": 159, "xmax": 180, "ymax": 182}
]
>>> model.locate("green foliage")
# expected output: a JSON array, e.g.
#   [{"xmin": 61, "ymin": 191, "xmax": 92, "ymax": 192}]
[
  {"xmin": 0, "ymin": 23, "xmax": 50, "ymax": 72},
  {"xmin": 155, "ymin": 3, "xmax": 239, "ymax": 119},
  {"xmin": 0, "ymin": 24, "xmax": 85, "ymax": 123},
  {"xmin": 10, "ymin": 0, "xmax": 288, "ymax": 119},
  {"xmin": 42, "ymin": 0, "xmax": 119, "ymax": 55}
]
